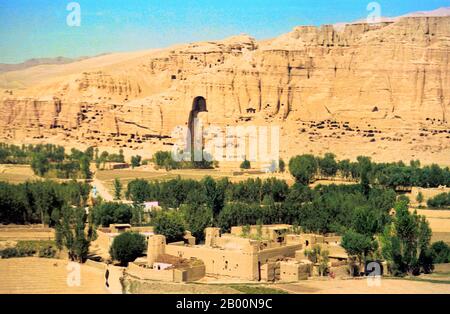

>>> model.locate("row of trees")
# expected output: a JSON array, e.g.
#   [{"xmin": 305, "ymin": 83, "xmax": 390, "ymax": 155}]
[
  {"xmin": 91, "ymin": 202, "xmax": 133, "ymax": 227},
  {"xmin": 0, "ymin": 143, "xmax": 96, "ymax": 179},
  {"xmin": 151, "ymin": 151, "xmax": 216, "ymax": 171},
  {"xmin": 28, "ymin": 146, "xmax": 93, "ymax": 179},
  {"xmin": 289, "ymin": 153, "xmax": 450, "ymax": 188},
  {"xmin": 90, "ymin": 201, "xmax": 145, "ymax": 227},
  {"xmin": 341, "ymin": 200, "xmax": 434, "ymax": 276},
  {"xmin": 126, "ymin": 176, "xmax": 290, "ymax": 212},
  {"xmin": 54, "ymin": 206, "xmax": 96, "ymax": 263},
  {"xmin": 427, "ymin": 192, "xmax": 450, "ymax": 209},
  {"xmin": 125, "ymin": 175, "xmax": 397, "ymax": 242},
  {"xmin": 0, "ymin": 180, "xmax": 142, "ymax": 264},
  {"xmin": 94, "ymin": 148, "xmax": 125, "ymax": 169},
  {"xmin": 0, "ymin": 143, "xmax": 65, "ymax": 165},
  {"xmin": 380, "ymin": 201, "xmax": 434, "ymax": 275},
  {"xmin": 0, "ymin": 180, "xmax": 90, "ymax": 225},
  {"xmin": 1, "ymin": 142, "xmax": 142, "ymax": 175},
  {"xmin": 125, "ymin": 152, "xmax": 445, "ymax": 276}
]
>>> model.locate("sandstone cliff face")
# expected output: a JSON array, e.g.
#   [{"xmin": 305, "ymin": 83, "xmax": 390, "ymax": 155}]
[{"xmin": 0, "ymin": 17, "xmax": 449, "ymax": 165}]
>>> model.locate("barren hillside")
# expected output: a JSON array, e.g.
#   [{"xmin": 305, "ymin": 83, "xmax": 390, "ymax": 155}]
[{"xmin": 1, "ymin": 15, "xmax": 449, "ymax": 165}]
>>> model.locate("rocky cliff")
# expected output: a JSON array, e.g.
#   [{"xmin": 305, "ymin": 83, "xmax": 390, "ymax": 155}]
[{"xmin": 1, "ymin": 16, "xmax": 449, "ymax": 165}]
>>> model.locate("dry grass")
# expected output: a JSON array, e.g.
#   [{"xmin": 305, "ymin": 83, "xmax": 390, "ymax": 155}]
[
  {"xmin": 420, "ymin": 215, "xmax": 450, "ymax": 233},
  {"xmin": 0, "ymin": 257, "xmax": 107, "ymax": 294},
  {"xmin": 0, "ymin": 164, "xmax": 38, "ymax": 184},
  {"xmin": 274, "ymin": 277, "xmax": 450, "ymax": 294},
  {"xmin": 431, "ymin": 232, "xmax": 450, "ymax": 244},
  {"xmin": 0, "ymin": 226, "xmax": 54, "ymax": 241},
  {"xmin": 412, "ymin": 209, "xmax": 450, "ymax": 244}
]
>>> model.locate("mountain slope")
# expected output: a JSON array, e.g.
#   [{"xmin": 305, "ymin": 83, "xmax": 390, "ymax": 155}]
[{"xmin": 0, "ymin": 14, "xmax": 449, "ymax": 166}]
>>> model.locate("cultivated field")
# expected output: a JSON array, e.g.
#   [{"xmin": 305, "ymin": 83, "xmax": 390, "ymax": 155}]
[
  {"xmin": 0, "ymin": 164, "xmax": 38, "ymax": 183},
  {"xmin": 1, "ymin": 257, "xmax": 448, "ymax": 294},
  {"xmin": 0, "ymin": 225, "xmax": 54, "ymax": 241},
  {"xmin": 0, "ymin": 258, "xmax": 108, "ymax": 294},
  {"xmin": 415, "ymin": 209, "xmax": 450, "ymax": 244},
  {"xmin": 274, "ymin": 276, "xmax": 450, "ymax": 294}
]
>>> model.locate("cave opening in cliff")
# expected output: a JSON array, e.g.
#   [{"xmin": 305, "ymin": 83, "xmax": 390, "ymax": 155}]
[{"xmin": 188, "ymin": 96, "xmax": 208, "ymax": 161}]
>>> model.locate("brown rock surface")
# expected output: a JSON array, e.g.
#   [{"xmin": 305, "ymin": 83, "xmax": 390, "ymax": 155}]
[{"xmin": 1, "ymin": 17, "xmax": 449, "ymax": 165}]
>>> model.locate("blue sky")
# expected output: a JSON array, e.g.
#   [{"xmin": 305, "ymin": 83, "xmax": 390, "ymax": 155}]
[{"xmin": 0, "ymin": 0, "xmax": 449, "ymax": 63}]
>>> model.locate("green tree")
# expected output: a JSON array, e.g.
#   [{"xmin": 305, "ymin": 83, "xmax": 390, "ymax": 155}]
[
  {"xmin": 84, "ymin": 147, "xmax": 94, "ymax": 160},
  {"xmin": 119, "ymin": 149, "xmax": 125, "ymax": 163},
  {"xmin": 241, "ymin": 225, "xmax": 251, "ymax": 237},
  {"xmin": 342, "ymin": 230, "xmax": 377, "ymax": 276},
  {"xmin": 0, "ymin": 182, "xmax": 27, "ymax": 224},
  {"xmin": 304, "ymin": 245, "xmax": 330, "ymax": 276},
  {"xmin": 152, "ymin": 210, "xmax": 186, "ymax": 243},
  {"xmin": 217, "ymin": 202, "xmax": 263, "ymax": 232},
  {"xmin": 351, "ymin": 206, "xmax": 380, "ymax": 236},
  {"xmin": 152, "ymin": 151, "xmax": 178, "ymax": 170},
  {"xmin": 427, "ymin": 192, "xmax": 450, "ymax": 209},
  {"xmin": 131, "ymin": 155, "xmax": 142, "ymax": 168},
  {"xmin": 240, "ymin": 159, "xmax": 251, "ymax": 170},
  {"xmin": 380, "ymin": 201, "xmax": 433, "ymax": 276},
  {"xmin": 289, "ymin": 155, "xmax": 317, "ymax": 185},
  {"xmin": 31, "ymin": 152, "xmax": 50, "ymax": 176},
  {"xmin": 318, "ymin": 153, "xmax": 338, "ymax": 177},
  {"xmin": 55, "ymin": 206, "xmax": 96, "ymax": 263},
  {"xmin": 338, "ymin": 159, "xmax": 352, "ymax": 178},
  {"xmin": 416, "ymin": 192, "xmax": 424, "ymax": 206},
  {"xmin": 79, "ymin": 155, "xmax": 91, "ymax": 179},
  {"xmin": 201, "ymin": 176, "xmax": 226, "ymax": 217},
  {"xmin": 131, "ymin": 204, "xmax": 144, "ymax": 226},
  {"xmin": 397, "ymin": 194, "xmax": 410, "ymax": 205},
  {"xmin": 279, "ymin": 158, "xmax": 286, "ymax": 173},
  {"xmin": 99, "ymin": 151, "xmax": 109, "ymax": 169},
  {"xmin": 113, "ymin": 178, "xmax": 122, "ymax": 200},
  {"xmin": 109, "ymin": 232, "xmax": 146, "ymax": 266},
  {"xmin": 94, "ymin": 147, "xmax": 99, "ymax": 161},
  {"xmin": 182, "ymin": 203, "xmax": 213, "ymax": 242},
  {"xmin": 91, "ymin": 202, "xmax": 132, "ymax": 227},
  {"xmin": 430, "ymin": 241, "xmax": 450, "ymax": 263},
  {"xmin": 126, "ymin": 179, "xmax": 152, "ymax": 203},
  {"xmin": 357, "ymin": 156, "xmax": 372, "ymax": 196},
  {"xmin": 29, "ymin": 181, "xmax": 59, "ymax": 226}
]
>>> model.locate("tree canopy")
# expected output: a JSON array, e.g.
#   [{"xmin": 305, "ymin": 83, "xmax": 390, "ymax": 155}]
[{"xmin": 109, "ymin": 232, "xmax": 146, "ymax": 265}]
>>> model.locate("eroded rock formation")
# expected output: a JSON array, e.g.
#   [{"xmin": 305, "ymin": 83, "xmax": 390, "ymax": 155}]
[{"xmin": 1, "ymin": 17, "xmax": 449, "ymax": 165}]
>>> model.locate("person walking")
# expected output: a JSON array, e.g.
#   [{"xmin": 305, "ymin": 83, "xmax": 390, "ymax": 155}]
[{"xmin": 105, "ymin": 263, "xmax": 110, "ymax": 289}]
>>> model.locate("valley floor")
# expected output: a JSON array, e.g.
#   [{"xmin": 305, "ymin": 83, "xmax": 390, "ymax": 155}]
[
  {"xmin": 274, "ymin": 276, "xmax": 450, "ymax": 294},
  {"xmin": 0, "ymin": 258, "xmax": 109, "ymax": 294},
  {"xmin": 0, "ymin": 258, "xmax": 449, "ymax": 294}
]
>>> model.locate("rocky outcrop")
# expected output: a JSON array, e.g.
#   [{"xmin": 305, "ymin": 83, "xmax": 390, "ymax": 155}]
[{"xmin": 1, "ymin": 17, "xmax": 449, "ymax": 164}]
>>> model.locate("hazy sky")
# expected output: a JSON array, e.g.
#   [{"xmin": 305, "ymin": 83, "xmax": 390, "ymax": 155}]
[{"xmin": 0, "ymin": 0, "xmax": 449, "ymax": 63}]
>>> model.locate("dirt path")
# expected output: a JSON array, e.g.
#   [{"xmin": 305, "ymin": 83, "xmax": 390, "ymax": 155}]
[{"xmin": 92, "ymin": 178, "xmax": 114, "ymax": 202}]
